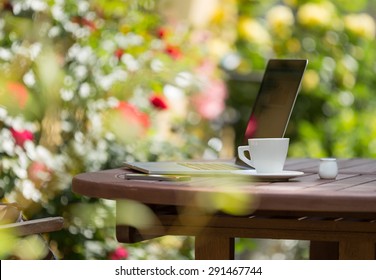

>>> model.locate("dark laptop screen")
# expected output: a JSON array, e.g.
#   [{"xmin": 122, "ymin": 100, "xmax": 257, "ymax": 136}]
[{"xmin": 237, "ymin": 59, "xmax": 308, "ymax": 163}]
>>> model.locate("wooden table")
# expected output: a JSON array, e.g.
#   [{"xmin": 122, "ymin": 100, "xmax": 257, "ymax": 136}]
[{"xmin": 72, "ymin": 158, "xmax": 376, "ymax": 260}]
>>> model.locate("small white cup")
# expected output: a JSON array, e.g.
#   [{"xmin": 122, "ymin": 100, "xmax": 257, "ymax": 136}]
[
  {"xmin": 238, "ymin": 138, "xmax": 289, "ymax": 173},
  {"xmin": 318, "ymin": 158, "xmax": 338, "ymax": 179}
]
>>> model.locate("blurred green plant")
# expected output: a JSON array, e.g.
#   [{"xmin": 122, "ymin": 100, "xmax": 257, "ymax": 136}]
[
  {"xmin": 0, "ymin": 0, "xmax": 227, "ymax": 259},
  {"xmin": 2, "ymin": 0, "xmax": 376, "ymax": 260},
  {"xmin": 222, "ymin": 0, "xmax": 376, "ymax": 159},
  {"xmin": 219, "ymin": 0, "xmax": 376, "ymax": 259}
]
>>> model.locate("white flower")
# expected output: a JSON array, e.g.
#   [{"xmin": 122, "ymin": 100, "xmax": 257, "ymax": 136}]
[
  {"xmin": 13, "ymin": 165, "xmax": 28, "ymax": 179},
  {"xmin": 60, "ymin": 89, "xmax": 74, "ymax": 101},
  {"xmin": 51, "ymin": 4, "xmax": 66, "ymax": 21},
  {"xmin": 0, "ymin": 130, "xmax": 15, "ymax": 155},
  {"xmin": 164, "ymin": 84, "xmax": 185, "ymax": 101},
  {"xmin": 74, "ymin": 65, "xmax": 89, "ymax": 80},
  {"xmin": 175, "ymin": 72, "xmax": 193, "ymax": 88},
  {"xmin": 23, "ymin": 70, "xmax": 36, "ymax": 87},
  {"xmin": 0, "ymin": 47, "xmax": 12, "ymax": 61},
  {"xmin": 68, "ymin": 44, "xmax": 94, "ymax": 65},
  {"xmin": 29, "ymin": 43, "xmax": 42, "ymax": 60},
  {"xmin": 20, "ymin": 179, "xmax": 41, "ymax": 202},
  {"xmin": 79, "ymin": 83, "xmax": 91, "ymax": 98},
  {"xmin": 151, "ymin": 59, "xmax": 164, "ymax": 72},
  {"xmin": 121, "ymin": 54, "xmax": 140, "ymax": 72}
]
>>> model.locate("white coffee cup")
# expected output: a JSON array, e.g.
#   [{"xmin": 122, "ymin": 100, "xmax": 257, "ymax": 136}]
[{"xmin": 238, "ymin": 138, "xmax": 290, "ymax": 173}]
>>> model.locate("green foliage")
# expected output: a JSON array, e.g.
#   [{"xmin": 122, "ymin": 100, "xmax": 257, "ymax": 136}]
[
  {"xmin": 0, "ymin": 0, "xmax": 223, "ymax": 259},
  {"xmin": 2, "ymin": 0, "xmax": 376, "ymax": 260},
  {"xmin": 226, "ymin": 0, "xmax": 376, "ymax": 259},
  {"xmin": 228, "ymin": 0, "xmax": 376, "ymax": 159}
]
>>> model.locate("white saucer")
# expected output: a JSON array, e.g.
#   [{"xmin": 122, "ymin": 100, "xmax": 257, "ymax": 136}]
[{"xmin": 231, "ymin": 170, "xmax": 304, "ymax": 181}]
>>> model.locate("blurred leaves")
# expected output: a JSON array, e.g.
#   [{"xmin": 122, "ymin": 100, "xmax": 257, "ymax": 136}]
[
  {"xmin": 196, "ymin": 182, "xmax": 256, "ymax": 216},
  {"xmin": 116, "ymin": 200, "xmax": 158, "ymax": 230},
  {"xmin": 2, "ymin": 0, "xmax": 376, "ymax": 260},
  {"xmin": 0, "ymin": 229, "xmax": 18, "ymax": 258},
  {"xmin": 0, "ymin": 0, "xmax": 223, "ymax": 260},
  {"xmin": 227, "ymin": 0, "xmax": 376, "ymax": 159}
]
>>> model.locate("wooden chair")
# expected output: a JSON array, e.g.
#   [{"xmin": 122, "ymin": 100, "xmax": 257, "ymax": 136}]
[{"xmin": 0, "ymin": 203, "xmax": 64, "ymax": 259}]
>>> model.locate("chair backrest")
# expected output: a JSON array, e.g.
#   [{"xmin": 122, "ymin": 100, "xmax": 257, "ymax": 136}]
[
  {"xmin": 0, "ymin": 216, "xmax": 64, "ymax": 236},
  {"xmin": 0, "ymin": 203, "xmax": 64, "ymax": 259}
]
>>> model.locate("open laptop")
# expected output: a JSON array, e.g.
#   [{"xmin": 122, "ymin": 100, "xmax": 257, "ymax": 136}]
[{"xmin": 124, "ymin": 58, "xmax": 308, "ymax": 174}]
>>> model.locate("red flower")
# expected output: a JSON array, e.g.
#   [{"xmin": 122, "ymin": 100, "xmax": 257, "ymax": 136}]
[
  {"xmin": 109, "ymin": 246, "xmax": 128, "ymax": 260},
  {"xmin": 114, "ymin": 48, "xmax": 124, "ymax": 60},
  {"xmin": 156, "ymin": 27, "xmax": 168, "ymax": 39},
  {"xmin": 165, "ymin": 45, "xmax": 182, "ymax": 60},
  {"xmin": 150, "ymin": 94, "xmax": 169, "ymax": 110},
  {"xmin": 71, "ymin": 16, "xmax": 96, "ymax": 31},
  {"xmin": 7, "ymin": 82, "xmax": 29, "ymax": 108},
  {"xmin": 10, "ymin": 128, "xmax": 34, "ymax": 147},
  {"xmin": 104, "ymin": 101, "xmax": 150, "ymax": 141},
  {"xmin": 82, "ymin": 18, "xmax": 96, "ymax": 31}
]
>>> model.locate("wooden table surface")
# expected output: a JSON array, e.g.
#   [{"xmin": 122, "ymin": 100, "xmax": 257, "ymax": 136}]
[
  {"xmin": 72, "ymin": 158, "xmax": 376, "ymax": 259},
  {"xmin": 72, "ymin": 158, "xmax": 376, "ymax": 216}
]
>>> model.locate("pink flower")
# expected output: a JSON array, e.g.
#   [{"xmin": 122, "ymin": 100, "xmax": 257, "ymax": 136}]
[
  {"xmin": 28, "ymin": 162, "xmax": 52, "ymax": 188},
  {"xmin": 109, "ymin": 246, "xmax": 128, "ymax": 260},
  {"xmin": 193, "ymin": 79, "xmax": 227, "ymax": 120},
  {"xmin": 150, "ymin": 94, "xmax": 169, "ymax": 110},
  {"xmin": 195, "ymin": 60, "xmax": 217, "ymax": 78},
  {"xmin": 10, "ymin": 128, "xmax": 34, "ymax": 147}
]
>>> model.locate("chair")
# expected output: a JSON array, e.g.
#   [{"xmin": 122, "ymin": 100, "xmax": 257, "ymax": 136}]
[{"xmin": 0, "ymin": 203, "xmax": 64, "ymax": 259}]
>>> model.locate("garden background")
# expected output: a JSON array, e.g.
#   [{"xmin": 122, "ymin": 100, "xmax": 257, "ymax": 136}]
[{"xmin": 1, "ymin": 0, "xmax": 376, "ymax": 259}]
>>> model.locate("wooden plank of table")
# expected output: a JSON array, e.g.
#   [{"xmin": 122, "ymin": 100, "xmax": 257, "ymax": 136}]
[
  {"xmin": 195, "ymin": 235, "xmax": 234, "ymax": 260},
  {"xmin": 116, "ymin": 213, "xmax": 376, "ymax": 259},
  {"xmin": 340, "ymin": 159, "xmax": 376, "ymax": 174},
  {"xmin": 118, "ymin": 212, "xmax": 376, "ymax": 240},
  {"xmin": 73, "ymin": 159, "xmax": 376, "ymax": 214},
  {"xmin": 341, "ymin": 180, "xmax": 376, "ymax": 192},
  {"xmin": 294, "ymin": 158, "xmax": 375, "ymax": 174},
  {"xmin": 309, "ymin": 241, "xmax": 339, "ymax": 260},
  {"xmin": 339, "ymin": 239, "xmax": 376, "ymax": 260},
  {"xmin": 300, "ymin": 174, "xmax": 376, "ymax": 192},
  {"xmin": 253, "ymin": 173, "xmax": 376, "ymax": 213}
]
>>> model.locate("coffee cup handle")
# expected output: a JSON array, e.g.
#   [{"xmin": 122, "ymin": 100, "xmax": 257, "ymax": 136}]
[{"xmin": 237, "ymin": 145, "xmax": 253, "ymax": 167}]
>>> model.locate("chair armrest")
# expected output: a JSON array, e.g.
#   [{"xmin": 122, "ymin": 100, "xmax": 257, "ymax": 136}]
[{"xmin": 0, "ymin": 217, "xmax": 64, "ymax": 236}]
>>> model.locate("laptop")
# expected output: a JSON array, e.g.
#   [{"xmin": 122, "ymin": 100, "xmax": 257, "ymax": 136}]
[{"xmin": 124, "ymin": 58, "xmax": 308, "ymax": 175}]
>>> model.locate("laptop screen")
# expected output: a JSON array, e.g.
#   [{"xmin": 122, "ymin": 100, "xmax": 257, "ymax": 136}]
[{"xmin": 237, "ymin": 59, "xmax": 308, "ymax": 163}]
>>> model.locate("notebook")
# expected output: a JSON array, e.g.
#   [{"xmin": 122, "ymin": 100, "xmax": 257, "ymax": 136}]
[{"xmin": 124, "ymin": 58, "xmax": 308, "ymax": 174}]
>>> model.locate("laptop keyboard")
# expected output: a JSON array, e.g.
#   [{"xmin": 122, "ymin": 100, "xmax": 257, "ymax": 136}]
[{"xmin": 178, "ymin": 162, "xmax": 240, "ymax": 170}]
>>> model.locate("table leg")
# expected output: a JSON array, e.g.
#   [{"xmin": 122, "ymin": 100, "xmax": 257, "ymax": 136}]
[
  {"xmin": 309, "ymin": 241, "xmax": 339, "ymax": 259},
  {"xmin": 195, "ymin": 235, "xmax": 234, "ymax": 260},
  {"xmin": 339, "ymin": 240, "xmax": 375, "ymax": 260}
]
